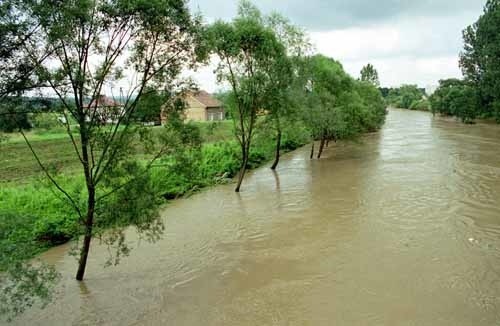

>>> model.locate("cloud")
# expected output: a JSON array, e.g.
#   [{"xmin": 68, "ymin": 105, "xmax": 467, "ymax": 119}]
[
  {"xmin": 190, "ymin": 0, "xmax": 484, "ymax": 30},
  {"xmin": 187, "ymin": 0, "xmax": 487, "ymax": 89}
]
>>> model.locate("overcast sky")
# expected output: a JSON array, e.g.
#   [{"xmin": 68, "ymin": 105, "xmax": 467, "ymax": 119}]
[{"xmin": 187, "ymin": 0, "xmax": 486, "ymax": 92}]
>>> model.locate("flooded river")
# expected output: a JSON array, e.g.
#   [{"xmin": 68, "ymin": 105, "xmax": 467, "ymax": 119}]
[{"xmin": 13, "ymin": 109, "xmax": 500, "ymax": 325}]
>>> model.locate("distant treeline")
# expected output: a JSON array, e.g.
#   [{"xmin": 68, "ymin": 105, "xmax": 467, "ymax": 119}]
[
  {"xmin": 0, "ymin": 97, "xmax": 59, "ymax": 132},
  {"xmin": 379, "ymin": 85, "xmax": 430, "ymax": 111}
]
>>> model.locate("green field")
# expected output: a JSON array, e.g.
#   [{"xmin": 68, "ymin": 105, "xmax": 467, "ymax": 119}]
[{"xmin": 0, "ymin": 121, "xmax": 234, "ymax": 183}]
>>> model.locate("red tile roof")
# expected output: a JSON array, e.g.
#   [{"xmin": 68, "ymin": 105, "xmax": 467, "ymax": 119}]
[
  {"xmin": 84, "ymin": 95, "xmax": 122, "ymax": 109},
  {"xmin": 188, "ymin": 90, "xmax": 222, "ymax": 108}
]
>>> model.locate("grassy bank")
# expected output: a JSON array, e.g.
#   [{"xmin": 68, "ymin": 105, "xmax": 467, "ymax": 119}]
[{"xmin": 0, "ymin": 121, "xmax": 310, "ymax": 260}]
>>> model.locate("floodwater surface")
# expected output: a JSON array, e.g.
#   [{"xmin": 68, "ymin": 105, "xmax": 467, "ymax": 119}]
[{"xmin": 13, "ymin": 109, "xmax": 500, "ymax": 325}]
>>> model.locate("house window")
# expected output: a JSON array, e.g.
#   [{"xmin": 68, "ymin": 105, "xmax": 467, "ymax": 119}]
[{"xmin": 207, "ymin": 111, "xmax": 223, "ymax": 121}]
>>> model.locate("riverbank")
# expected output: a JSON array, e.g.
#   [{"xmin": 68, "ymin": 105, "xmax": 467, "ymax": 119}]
[{"xmin": 0, "ymin": 121, "xmax": 311, "ymax": 262}]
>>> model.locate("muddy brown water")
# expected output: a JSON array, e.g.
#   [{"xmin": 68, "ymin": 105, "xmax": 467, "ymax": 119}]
[{"xmin": 12, "ymin": 109, "xmax": 500, "ymax": 325}]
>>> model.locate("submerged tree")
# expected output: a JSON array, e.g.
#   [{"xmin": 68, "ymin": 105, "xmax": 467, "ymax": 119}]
[
  {"xmin": 0, "ymin": 1, "xmax": 202, "ymax": 308},
  {"xmin": 360, "ymin": 63, "xmax": 380, "ymax": 87},
  {"xmin": 206, "ymin": 1, "xmax": 287, "ymax": 192}
]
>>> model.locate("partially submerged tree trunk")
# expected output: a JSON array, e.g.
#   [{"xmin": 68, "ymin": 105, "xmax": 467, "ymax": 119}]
[
  {"xmin": 76, "ymin": 193, "xmax": 94, "ymax": 281},
  {"xmin": 310, "ymin": 141, "xmax": 315, "ymax": 159},
  {"xmin": 317, "ymin": 137, "xmax": 326, "ymax": 159},
  {"xmin": 271, "ymin": 127, "xmax": 282, "ymax": 170},
  {"xmin": 235, "ymin": 143, "xmax": 250, "ymax": 193},
  {"xmin": 76, "ymin": 131, "xmax": 95, "ymax": 281}
]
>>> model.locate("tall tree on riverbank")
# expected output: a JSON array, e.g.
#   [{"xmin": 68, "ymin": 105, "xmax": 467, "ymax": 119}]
[
  {"xmin": 460, "ymin": 0, "xmax": 500, "ymax": 121},
  {"xmin": 205, "ymin": 1, "xmax": 287, "ymax": 192},
  {"xmin": 2, "ymin": 0, "xmax": 202, "ymax": 290},
  {"xmin": 264, "ymin": 13, "xmax": 311, "ymax": 170},
  {"xmin": 360, "ymin": 63, "xmax": 380, "ymax": 87}
]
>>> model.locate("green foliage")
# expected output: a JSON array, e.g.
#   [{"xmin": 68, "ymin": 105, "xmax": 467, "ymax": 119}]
[
  {"xmin": 200, "ymin": 142, "xmax": 241, "ymax": 178},
  {"xmin": 301, "ymin": 55, "xmax": 386, "ymax": 147},
  {"xmin": 354, "ymin": 80, "xmax": 387, "ymax": 131},
  {"xmin": 0, "ymin": 100, "xmax": 31, "ymax": 132},
  {"xmin": 205, "ymin": 0, "xmax": 290, "ymax": 190},
  {"xmin": 280, "ymin": 121, "xmax": 310, "ymax": 150},
  {"xmin": 360, "ymin": 63, "xmax": 380, "ymax": 87},
  {"xmin": 30, "ymin": 113, "xmax": 62, "ymax": 131},
  {"xmin": 133, "ymin": 88, "xmax": 170, "ymax": 124},
  {"xmin": 409, "ymin": 99, "xmax": 430, "ymax": 111},
  {"xmin": 430, "ymin": 79, "xmax": 478, "ymax": 123},
  {"xmin": 386, "ymin": 85, "xmax": 424, "ymax": 109},
  {"xmin": 460, "ymin": 0, "xmax": 500, "ymax": 121}
]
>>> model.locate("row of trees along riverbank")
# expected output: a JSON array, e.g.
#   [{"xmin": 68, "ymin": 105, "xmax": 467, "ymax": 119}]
[{"xmin": 0, "ymin": 0, "xmax": 386, "ymax": 320}]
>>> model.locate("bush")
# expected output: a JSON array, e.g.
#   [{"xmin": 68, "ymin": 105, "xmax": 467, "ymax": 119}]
[
  {"xmin": 0, "ymin": 105, "xmax": 31, "ymax": 133},
  {"xmin": 409, "ymin": 99, "xmax": 430, "ymax": 111},
  {"xmin": 30, "ymin": 113, "xmax": 63, "ymax": 131},
  {"xmin": 280, "ymin": 123, "xmax": 310, "ymax": 151},
  {"xmin": 200, "ymin": 141, "xmax": 241, "ymax": 178},
  {"xmin": 0, "ymin": 180, "xmax": 82, "ymax": 249}
]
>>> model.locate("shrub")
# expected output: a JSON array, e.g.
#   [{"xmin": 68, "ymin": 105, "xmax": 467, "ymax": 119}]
[
  {"xmin": 30, "ymin": 113, "xmax": 63, "ymax": 131},
  {"xmin": 409, "ymin": 99, "xmax": 430, "ymax": 111}
]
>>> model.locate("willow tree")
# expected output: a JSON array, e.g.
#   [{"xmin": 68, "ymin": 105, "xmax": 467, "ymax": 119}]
[
  {"xmin": 8, "ymin": 0, "xmax": 201, "ymax": 285},
  {"xmin": 206, "ymin": 2, "xmax": 286, "ymax": 192}
]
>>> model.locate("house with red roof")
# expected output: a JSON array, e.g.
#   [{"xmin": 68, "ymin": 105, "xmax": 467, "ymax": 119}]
[{"xmin": 161, "ymin": 90, "xmax": 225, "ymax": 124}]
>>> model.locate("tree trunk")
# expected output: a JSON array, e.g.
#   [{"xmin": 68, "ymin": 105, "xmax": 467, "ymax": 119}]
[
  {"xmin": 76, "ymin": 187, "xmax": 95, "ymax": 281},
  {"xmin": 235, "ymin": 143, "xmax": 250, "ymax": 192},
  {"xmin": 310, "ymin": 141, "xmax": 315, "ymax": 159},
  {"xmin": 270, "ymin": 129, "xmax": 282, "ymax": 170},
  {"xmin": 325, "ymin": 139, "xmax": 329, "ymax": 148},
  {"xmin": 317, "ymin": 137, "xmax": 326, "ymax": 159}
]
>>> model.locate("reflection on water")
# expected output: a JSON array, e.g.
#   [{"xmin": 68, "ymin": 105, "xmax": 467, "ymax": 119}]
[{"xmin": 13, "ymin": 109, "xmax": 500, "ymax": 325}]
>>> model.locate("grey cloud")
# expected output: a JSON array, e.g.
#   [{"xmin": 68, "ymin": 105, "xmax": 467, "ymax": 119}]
[
  {"xmin": 188, "ymin": 0, "xmax": 487, "ymax": 87},
  {"xmin": 190, "ymin": 0, "xmax": 485, "ymax": 30}
]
